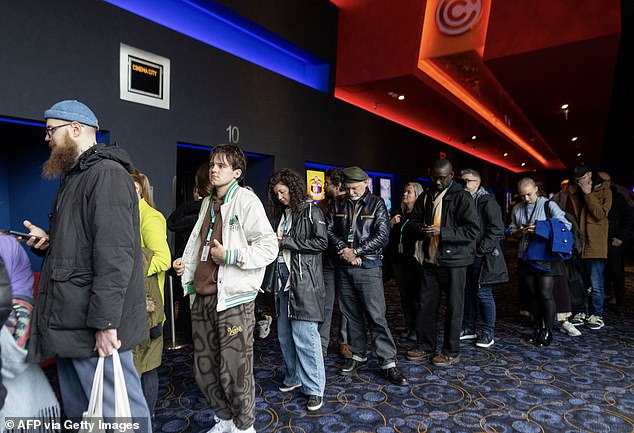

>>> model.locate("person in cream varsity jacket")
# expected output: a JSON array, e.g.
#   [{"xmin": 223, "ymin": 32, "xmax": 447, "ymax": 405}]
[{"xmin": 173, "ymin": 144, "xmax": 278, "ymax": 433}]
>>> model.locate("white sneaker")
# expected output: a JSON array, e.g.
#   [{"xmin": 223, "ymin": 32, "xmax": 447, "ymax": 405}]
[
  {"xmin": 256, "ymin": 315, "xmax": 273, "ymax": 339},
  {"xmin": 560, "ymin": 321, "xmax": 581, "ymax": 336},
  {"xmin": 207, "ymin": 417, "xmax": 235, "ymax": 433},
  {"xmin": 570, "ymin": 313, "xmax": 587, "ymax": 326},
  {"xmin": 587, "ymin": 315, "xmax": 605, "ymax": 330},
  {"xmin": 231, "ymin": 426, "xmax": 256, "ymax": 433}
]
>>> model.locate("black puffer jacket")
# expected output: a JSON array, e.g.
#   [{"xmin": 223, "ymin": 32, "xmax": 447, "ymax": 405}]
[
  {"xmin": 327, "ymin": 189, "xmax": 390, "ymax": 268},
  {"xmin": 272, "ymin": 201, "xmax": 328, "ymax": 322},
  {"xmin": 28, "ymin": 144, "xmax": 147, "ymax": 361},
  {"xmin": 406, "ymin": 181, "xmax": 480, "ymax": 267}
]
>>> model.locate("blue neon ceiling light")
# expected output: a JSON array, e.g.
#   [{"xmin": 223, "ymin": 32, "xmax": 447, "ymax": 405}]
[{"xmin": 103, "ymin": 0, "xmax": 329, "ymax": 92}]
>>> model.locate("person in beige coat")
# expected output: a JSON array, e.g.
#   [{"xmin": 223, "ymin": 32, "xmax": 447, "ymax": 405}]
[{"xmin": 566, "ymin": 165, "xmax": 612, "ymax": 330}]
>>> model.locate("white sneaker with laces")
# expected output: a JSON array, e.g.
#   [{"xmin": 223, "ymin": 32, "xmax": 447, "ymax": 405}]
[
  {"xmin": 587, "ymin": 315, "xmax": 605, "ymax": 330},
  {"xmin": 231, "ymin": 425, "xmax": 256, "ymax": 433},
  {"xmin": 570, "ymin": 313, "xmax": 587, "ymax": 326},
  {"xmin": 207, "ymin": 417, "xmax": 235, "ymax": 433},
  {"xmin": 560, "ymin": 321, "xmax": 581, "ymax": 336}
]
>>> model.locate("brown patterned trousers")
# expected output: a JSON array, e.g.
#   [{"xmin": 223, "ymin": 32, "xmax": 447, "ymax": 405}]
[{"xmin": 192, "ymin": 294, "xmax": 256, "ymax": 430}]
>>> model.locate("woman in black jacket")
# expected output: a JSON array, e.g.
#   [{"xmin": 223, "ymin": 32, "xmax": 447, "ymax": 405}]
[{"xmin": 265, "ymin": 169, "xmax": 328, "ymax": 412}]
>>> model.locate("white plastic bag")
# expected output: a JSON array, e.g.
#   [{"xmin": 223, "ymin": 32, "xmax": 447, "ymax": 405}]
[
  {"xmin": 80, "ymin": 355, "xmax": 105, "ymax": 433},
  {"xmin": 80, "ymin": 349, "xmax": 132, "ymax": 433}
]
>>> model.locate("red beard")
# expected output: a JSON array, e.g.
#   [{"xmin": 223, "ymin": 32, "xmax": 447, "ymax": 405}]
[{"xmin": 42, "ymin": 133, "xmax": 79, "ymax": 179}]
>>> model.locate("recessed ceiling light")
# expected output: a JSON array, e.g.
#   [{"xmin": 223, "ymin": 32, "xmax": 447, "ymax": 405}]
[
  {"xmin": 503, "ymin": 152, "xmax": 508, "ymax": 157},
  {"xmin": 571, "ymin": 136, "xmax": 578, "ymax": 142},
  {"xmin": 471, "ymin": 135, "xmax": 477, "ymax": 140},
  {"xmin": 521, "ymin": 162, "xmax": 526, "ymax": 167},
  {"xmin": 398, "ymin": 94, "xmax": 405, "ymax": 101},
  {"xmin": 561, "ymin": 103, "xmax": 569, "ymax": 110},
  {"xmin": 577, "ymin": 152, "xmax": 582, "ymax": 157}
]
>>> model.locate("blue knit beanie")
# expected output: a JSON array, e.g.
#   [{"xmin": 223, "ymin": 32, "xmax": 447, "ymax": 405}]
[{"xmin": 44, "ymin": 100, "xmax": 99, "ymax": 129}]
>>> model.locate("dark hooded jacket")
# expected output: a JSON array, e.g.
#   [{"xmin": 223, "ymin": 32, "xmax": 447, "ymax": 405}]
[
  {"xmin": 268, "ymin": 201, "xmax": 328, "ymax": 322},
  {"xmin": 472, "ymin": 187, "xmax": 509, "ymax": 285},
  {"xmin": 28, "ymin": 144, "xmax": 147, "ymax": 361}
]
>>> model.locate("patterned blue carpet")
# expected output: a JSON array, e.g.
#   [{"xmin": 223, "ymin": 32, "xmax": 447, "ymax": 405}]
[{"xmin": 151, "ymin": 255, "xmax": 634, "ymax": 433}]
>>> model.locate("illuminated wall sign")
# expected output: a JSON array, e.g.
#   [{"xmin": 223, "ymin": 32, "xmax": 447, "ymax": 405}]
[{"xmin": 120, "ymin": 43, "xmax": 171, "ymax": 109}]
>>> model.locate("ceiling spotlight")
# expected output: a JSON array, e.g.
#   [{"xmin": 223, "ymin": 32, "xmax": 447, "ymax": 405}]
[
  {"xmin": 577, "ymin": 152, "xmax": 582, "ymax": 157},
  {"xmin": 561, "ymin": 103, "xmax": 569, "ymax": 110},
  {"xmin": 521, "ymin": 162, "xmax": 526, "ymax": 167},
  {"xmin": 397, "ymin": 94, "xmax": 405, "ymax": 101},
  {"xmin": 471, "ymin": 135, "xmax": 477, "ymax": 140},
  {"xmin": 503, "ymin": 152, "xmax": 508, "ymax": 157},
  {"xmin": 571, "ymin": 136, "xmax": 578, "ymax": 142}
]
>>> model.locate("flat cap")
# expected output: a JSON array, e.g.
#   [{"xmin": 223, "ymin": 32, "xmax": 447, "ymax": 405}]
[
  {"xmin": 44, "ymin": 100, "xmax": 99, "ymax": 128},
  {"xmin": 342, "ymin": 166, "xmax": 369, "ymax": 183}
]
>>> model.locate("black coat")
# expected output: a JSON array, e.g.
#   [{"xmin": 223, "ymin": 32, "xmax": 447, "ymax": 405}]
[
  {"xmin": 28, "ymin": 144, "xmax": 147, "ymax": 361},
  {"xmin": 327, "ymin": 189, "xmax": 390, "ymax": 268},
  {"xmin": 405, "ymin": 180, "xmax": 480, "ymax": 267},
  {"xmin": 269, "ymin": 201, "xmax": 328, "ymax": 322},
  {"xmin": 472, "ymin": 188, "xmax": 509, "ymax": 285}
]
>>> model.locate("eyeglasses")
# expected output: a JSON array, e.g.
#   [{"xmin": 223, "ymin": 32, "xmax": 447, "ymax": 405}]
[{"xmin": 45, "ymin": 122, "xmax": 73, "ymax": 138}]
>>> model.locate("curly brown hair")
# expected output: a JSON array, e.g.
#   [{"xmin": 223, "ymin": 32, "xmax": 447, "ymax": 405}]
[{"xmin": 267, "ymin": 168, "xmax": 308, "ymax": 221}]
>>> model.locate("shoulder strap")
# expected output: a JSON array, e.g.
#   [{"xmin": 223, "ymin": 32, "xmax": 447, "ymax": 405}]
[{"xmin": 544, "ymin": 199, "xmax": 553, "ymax": 219}]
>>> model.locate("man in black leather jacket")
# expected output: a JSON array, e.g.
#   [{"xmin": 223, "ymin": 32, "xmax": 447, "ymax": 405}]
[
  {"xmin": 405, "ymin": 159, "xmax": 480, "ymax": 367},
  {"xmin": 326, "ymin": 166, "xmax": 408, "ymax": 386}
]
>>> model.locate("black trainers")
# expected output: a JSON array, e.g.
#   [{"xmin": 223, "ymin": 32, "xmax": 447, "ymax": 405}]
[
  {"xmin": 475, "ymin": 334, "xmax": 495, "ymax": 348},
  {"xmin": 460, "ymin": 328, "xmax": 477, "ymax": 340},
  {"xmin": 307, "ymin": 395, "xmax": 323, "ymax": 411},
  {"xmin": 340, "ymin": 358, "xmax": 367, "ymax": 376}
]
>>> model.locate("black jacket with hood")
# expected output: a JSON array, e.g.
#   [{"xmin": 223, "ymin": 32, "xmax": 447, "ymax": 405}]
[
  {"xmin": 405, "ymin": 180, "xmax": 480, "ymax": 267},
  {"xmin": 28, "ymin": 144, "xmax": 147, "ymax": 361},
  {"xmin": 268, "ymin": 201, "xmax": 328, "ymax": 322},
  {"xmin": 472, "ymin": 187, "xmax": 509, "ymax": 285}
]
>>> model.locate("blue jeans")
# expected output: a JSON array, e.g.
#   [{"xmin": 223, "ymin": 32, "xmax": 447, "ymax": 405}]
[
  {"xmin": 277, "ymin": 262, "xmax": 325, "ymax": 396},
  {"xmin": 57, "ymin": 350, "xmax": 152, "ymax": 432},
  {"xmin": 464, "ymin": 257, "xmax": 496, "ymax": 337},
  {"xmin": 582, "ymin": 258, "xmax": 606, "ymax": 317},
  {"xmin": 335, "ymin": 266, "xmax": 397, "ymax": 368}
]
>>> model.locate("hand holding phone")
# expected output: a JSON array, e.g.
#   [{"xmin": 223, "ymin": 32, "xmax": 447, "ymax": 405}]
[{"xmin": 2, "ymin": 229, "xmax": 43, "ymax": 242}]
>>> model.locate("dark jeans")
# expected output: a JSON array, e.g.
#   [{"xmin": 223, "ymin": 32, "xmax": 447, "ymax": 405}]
[
  {"xmin": 335, "ymin": 266, "xmax": 397, "ymax": 368},
  {"xmin": 416, "ymin": 263, "xmax": 467, "ymax": 357},
  {"xmin": 605, "ymin": 244, "xmax": 625, "ymax": 306},
  {"xmin": 463, "ymin": 257, "xmax": 496, "ymax": 337},
  {"xmin": 392, "ymin": 256, "xmax": 421, "ymax": 332},
  {"xmin": 141, "ymin": 367, "xmax": 159, "ymax": 416}
]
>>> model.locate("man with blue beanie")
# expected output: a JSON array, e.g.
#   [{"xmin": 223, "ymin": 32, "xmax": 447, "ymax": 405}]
[{"xmin": 23, "ymin": 100, "xmax": 151, "ymax": 430}]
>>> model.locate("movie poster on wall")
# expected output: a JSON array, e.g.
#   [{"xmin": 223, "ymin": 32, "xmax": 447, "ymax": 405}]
[
  {"xmin": 306, "ymin": 170, "xmax": 325, "ymax": 201},
  {"xmin": 380, "ymin": 178, "xmax": 391, "ymax": 212}
]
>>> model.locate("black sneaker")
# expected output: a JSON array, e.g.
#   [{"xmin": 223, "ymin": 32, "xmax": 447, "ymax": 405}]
[
  {"xmin": 384, "ymin": 367, "xmax": 408, "ymax": 386},
  {"xmin": 475, "ymin": 334, "xmax": 495, "ymax": 348},
  {"xmin": 340, "ymin": 358, "xmax": 367, "ymax": 376},
  {"xmin": 307, "ymin": 395, "xmax": 323, "ymax": 411},
  {"xmin": 460, "ymin": 328, "xmax": 477, "ymax": 340}
]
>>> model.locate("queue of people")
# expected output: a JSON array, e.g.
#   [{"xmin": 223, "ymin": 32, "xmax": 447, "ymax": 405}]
[{"xmin": 2, "ymin": 99, "xmax": 630, "ymax": 433}]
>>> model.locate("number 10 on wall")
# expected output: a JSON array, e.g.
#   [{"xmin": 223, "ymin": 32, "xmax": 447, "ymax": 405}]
[{"xmin": 226, "ymin": 125, "xmax": 240, "ymax": 143}]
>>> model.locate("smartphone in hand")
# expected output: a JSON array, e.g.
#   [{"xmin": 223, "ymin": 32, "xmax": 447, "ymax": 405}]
[{"xmin": 1, "ymin": 230, "xmax": 43, "ymax": 242}]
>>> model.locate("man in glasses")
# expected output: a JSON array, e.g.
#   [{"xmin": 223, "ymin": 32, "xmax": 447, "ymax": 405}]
[
  {"xmin": 22, "ymin": 100, "xmax": 151, "ymax": 430},
  {"xmin": 458, "ymin": 168, "xmax": 508, "ymax": 349},
  {"xmin": 404, "ymin": 159, "xmax": 480, "ymax": 367}
]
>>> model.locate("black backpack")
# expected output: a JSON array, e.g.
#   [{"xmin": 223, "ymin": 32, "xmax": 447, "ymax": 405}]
[{"xmin": 545, "ymin": 200, "xmax": 585, "ymax": 257}]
